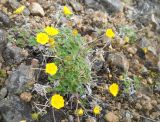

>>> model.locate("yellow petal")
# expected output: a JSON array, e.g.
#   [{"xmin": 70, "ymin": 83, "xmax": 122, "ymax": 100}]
[
  {"xmin": 105, "ymin": 29, "xmax": 115, "ymax": 38},
  {"xmin": 14, "ymin": 5, "xmax": 25, "ymax": 14},
  {"xmin": 63, "ymin": 6, "xmax": 73, "ymax": 15},
  {"xmin": 75, "ymin": 108, "xmax": 84, "ymax": 116},
  {"xmin": 36, "ymin": 32, "xmax": 49, "ymax": 45},
  {"xmin": 31, "ymin": 113, "xmax": 39, "ymax": 120},
  {"xmin": 51, "ymin": 94, "xmax": 64, "ymax": 109},
  {"xmin": 44, "ymin": 26, "xmax": 59, "ymax": 36},
  {"xmin": 48, "ymin": 38, "xmax": 56, "ymax": 47},
  {"xmin": 93, "ymin": 105, "xmax": 101, "ymax": 115},
  {"xmin": 119, "ymin": 75, "xmax": 124, "ymax": 80},
  {"xmin": 124, "ymin": 36, "xmax": 129, "ymax": 43},
  {"xmin": 142, "ymin": 47, "xmax": 148, "ymax": 54},
  {"xmin": 72, "ymin": 29, "xmax": 78, "ymax": 36},
  {"xmin": 109, "ymin": 83, "xmax": 119, "ymax": 97},
  {"xmin": 45, "ymin": 63, "xmax": 58, "ymax": 75}
]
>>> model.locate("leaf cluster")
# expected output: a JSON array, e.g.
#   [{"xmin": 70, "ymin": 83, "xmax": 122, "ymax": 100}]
[
  {"xmin": 49, "ymin": 27, "xmax": 91, "ymax": 94},
  {"xmin": 120, "ymin": 25, "xmax": 137, "ymax": 43}
]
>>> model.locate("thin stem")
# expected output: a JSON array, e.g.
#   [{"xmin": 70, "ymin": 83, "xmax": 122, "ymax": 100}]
[
  {"xmin": 139, "ymin": 115, "xmax": 158, "ymax": 122},
  {"xmin": 43, "ymin": 55, "xmax": 63, "ymax": 60},
  {"xmin": 55, "ymin": 12, "xmax": 62, "ymax": 27},
  {"xmin": 31, "ymin": 68, "xmax": 45, "ymax": 70},
  {"xmin": 76, "ymin": 94, "xmax": 80, "ymax": 122},
  {"xmin": 84, "ymin": 35, "xmax": 104, "ymax": 48},
  {"xmin": 52, "ymin": 108, "xmax": 56, "ymax": 122}
]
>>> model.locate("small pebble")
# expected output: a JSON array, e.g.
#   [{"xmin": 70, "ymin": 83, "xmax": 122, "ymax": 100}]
[{"xmin": 20, "ymin": 92, "xmax": 32, "ymax": 102}]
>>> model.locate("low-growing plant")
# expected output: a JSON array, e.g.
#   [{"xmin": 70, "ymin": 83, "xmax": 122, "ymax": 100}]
[
  {"xmin": 34, "ymin": 26, "xmax": 92, "ymax": 95},
  {"xmin": 0, "ymin": 69, "xmax": 6, "ymax": 78},
  {"xmin": 123, "ymin": 74, "xmax": 141, "ymax": 94},
  {"xmin": 48, "ymin": 27, "xmax": 92, "ymax": 94},
  {"xmin": 28, "ymin": 36, "xmax": 38, "ymax": 47},
  {"xmin": 120, "ymin": 25, "xmax": 137, "ymax": 43},
  {"xmin": 7, "ymin": 27, "xmax": 36, "ymax": 48}
]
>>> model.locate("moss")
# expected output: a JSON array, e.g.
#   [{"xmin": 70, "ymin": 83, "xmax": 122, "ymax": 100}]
[
  {"xmin": 149, "ymin": 71, "xmax": 159, "ymax": 78},
  {"xmin": 0, "ymin": 69, "xmax": 6, "ymax": 78}
]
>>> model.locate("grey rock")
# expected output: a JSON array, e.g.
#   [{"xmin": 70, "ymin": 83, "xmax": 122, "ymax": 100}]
[
  {"xmin": 70, "ymin": 0, "xmax": 83, "ymax": 12},
  {"xmin": 154, "ymin": 82, "xmax": 160, "ymax": 93},
  {"xmin": 0, "ymin": 87, "xmax": 7, "ymax": 100},
  {"xmin": 100, "ymin": 0, "xmax": 123, "ymax": 13},
  {"xmin": 29, "ymin": 2, "xmax": 45, "ymax": 16},
  {"xmin": 121, "ymin": 110, "xmax": 132, "ymax": 122},
  {"xmin": 86, "ymin": 117, "xmax": 96, "ymax": 122},
  {"xmin": 5, "ymin": 63, "xmax": 35, "ymax": 94},
  {"xmin": 0, "ymin": 29, "xmax": 7, "ymax": 54},
  {"xmin": 138, "ymin": 37, "xmax": 150, "ymax": 48},
  {"xmin": 137, "ymin": 38, "xmax": 160, "ymax": 71},
  {"xmin": 8, "ymin": 0, "xmax": 30, "ymax": 16},
  {"xmin": 2, "ymin": 43, "xmax": 26, "ymax": 65},
  {"xmin": 143, "ymin": 101, "xmax": 153, "ymax": 111},
  {"xmin": 0, "ymin": 63, "xmax": 35, "ymax": 122},
  {"xmin": 135, "ymin": 103, "xmax": 142, "ymax": 110},
  {"xmin": 142, "ymin": 94, "xmax": 151, "ymax": 101},
  {"xmin": 147, "ymin": 77, "xmax": 153, "ymax": 84},
  {"xmin": 141, "ymin": 66, "xmax": 149, "ymax": 74},
  {"xmin": 93, "ymin": 60, "xmax": 104, "ymax": 72},
  {"xmin": 0, "ymin": 32, "xmax": 5, "ymax": 61},
  {"xmin": 132, "ymin": 111, "xmax": 140, "ymax": 120},
  {"xmin": 84, "ymin": 0, "xmax": 123, "ymax": 13},
  {"xmin": 135, "ymin": 0, "xmax": 153, "ymax": 14},
  {"xmin": 68, "ymin": 115, "xmax": 74, "ymax": 122},
  {"xmin": 0, "ymin": 0, "xmax": 8, "ymax": 4},
  {"xmin": 92, "ymin": 60, "xmax": 104, "ymax": 72},
  {"xmin": 124, "ymin": 110, "xmax": 132, "ymax": 122},
  {"xmin": 157, "ymin": 104, "xmax": 160, "ymax": 111},
  {"xmin": 84, "ymin": 0, "xmax": 100, "ymax": 8},
  {"xmin": 104, "ymin": 112, "xmax": 119, "ymax": 122},
  {"xmin": 107, "ymin": 52, "xmax": 129, "ymax": 72},
  {"xmin": 151, "ymin": 13, "xmax": 160, "ymax": 33},
  {"xmin": 127, "ymin": 46, "xmax": 137, "ymax": 55},
  {"xmin": 133, "ymin": 0, "xmax": 160, "ymax": 30},
  {"xmin": 0, "ymin": 11, "xmax": 10, "ymax": 26},
  {"xmin": 0, "ymin": 95, "xmax": 32, "ymax": 122},
  {"xmin": 37, "ymin": 0, "xmax": 53, "ymax": 10},
  {"xmin": 137, "ymin": 37, "xmax": 157, "ymax": 56},
  {"xmin": 8, "ymin": 0, "xmax": 20, "ymax": 9},
  {"xmin": 23, "ymin": 8, "xmax": 31, "ymax": 16}
]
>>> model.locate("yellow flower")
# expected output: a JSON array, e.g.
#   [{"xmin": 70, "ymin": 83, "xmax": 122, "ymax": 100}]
[
  {"xmin": 14, "ymin": 5, "xmax": 25, "ymax": 14},
  {"xmin": 119, "ymin": 75, "xmax": 124, "ymax": 80},
  {"xmin": 93, "ymin": 105, "xmax": 101, "ymax": 115},
  {"xmin": 48, "ymin": 38, "xmax": 55, "ymax": 47},
  {"xmin": 36, "ymin": 32, "xmax": 49, "ymax": 45},
  {"xmin": 51, "ymin": 94, "xmax": 64, "ymax": 109},
  {"xmin": 75, "ymin": 108, "xmax": 84, "ymax": 116},
  {"xmin": 105, "ymin": 29, "xmax": 115, "ymax": 38},
  {"xmin": 109, "ymin": 83, "xmax": 119, "ymax": 97},
  {"xmin": 45, "ymin": 63, "xmax": 58, "ymax": 75},
  {"xmin": 63, "ymin": 6, "xmax": 73, "ymax": 15},
  {"xmin": 124, "ymin": 36, "xmax": 129, "ymax": 43},
  {"xmin": 44, "ymin": 26, "xmax": 59, "ymax": 36},
  {"xmin": 142, "ymin": 47, "xmax": 148, "ymax": 54},
  {"xmin": 31, "ymin": 113, "xmax": 39, "ymax": 120},
  {"xmin": 72, "ymin": 29, "xmax": 78, "ymax": 36}
]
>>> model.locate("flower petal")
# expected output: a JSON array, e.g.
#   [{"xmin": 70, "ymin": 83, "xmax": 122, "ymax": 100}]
[{"xmin": 109, "ymin": 83, "xmax": 119, "ymax": 97}]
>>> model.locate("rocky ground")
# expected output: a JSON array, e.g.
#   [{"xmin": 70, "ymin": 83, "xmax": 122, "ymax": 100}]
[{"xmin": 0, "ymin": 0, "xmax": 160, "ymax": 122}]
